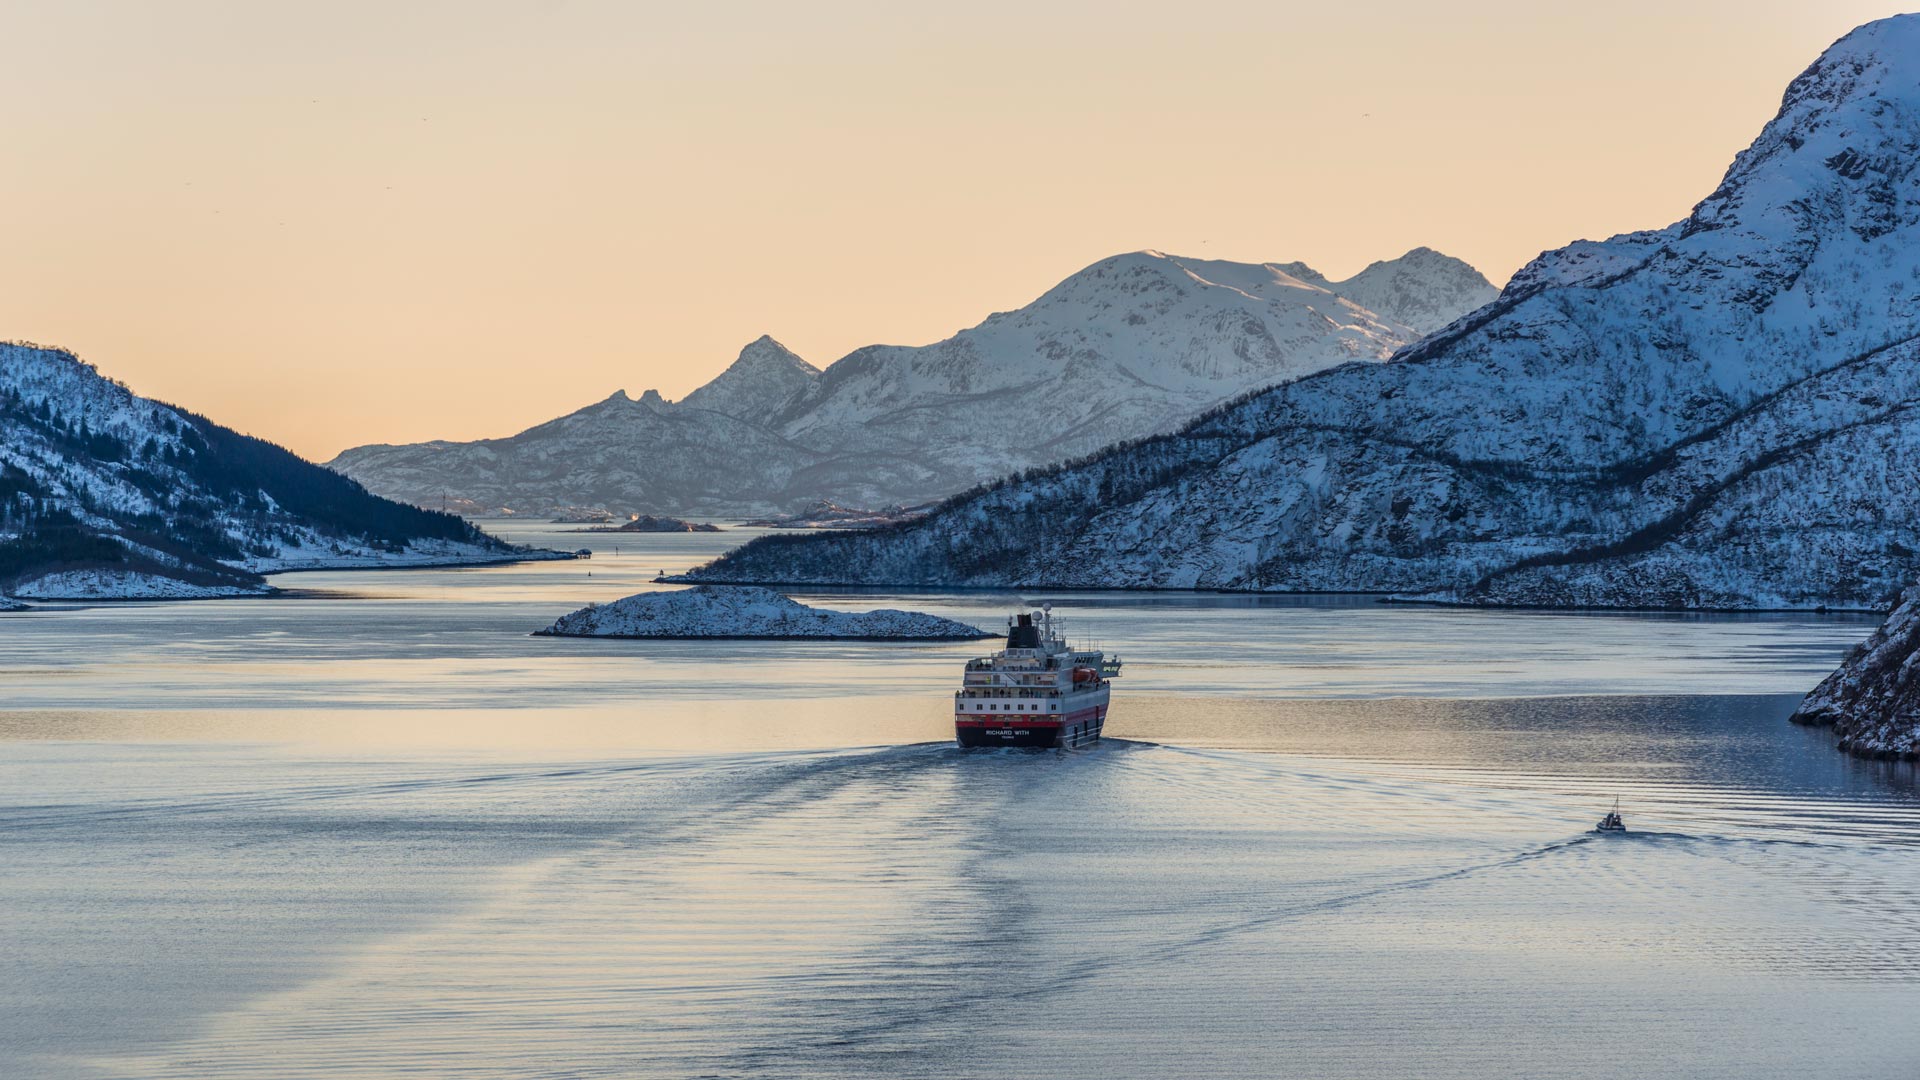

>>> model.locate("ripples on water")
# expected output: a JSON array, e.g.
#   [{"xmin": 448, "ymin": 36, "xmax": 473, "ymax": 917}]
[
  {"xmin": 7, "ymin": 743, "xmax": 1917, "ymax": 1080},
  {"xmin": 1, "ymin": 525, "xmax": 1916, "ymax": 1078}
]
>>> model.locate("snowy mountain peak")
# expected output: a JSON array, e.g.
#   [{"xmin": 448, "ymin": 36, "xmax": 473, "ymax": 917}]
[
  {"xmin": 333, "ymin": 244, "xmax": 1496, "ymax": 514},
  {"xmin": 1505, "ymin": 14, "xmax": 1920, "ymax": 318},
  {"xmin": 1270, "ymin": 261, "xmax": 1327, "ymax": 286},
  {"xmin": 1772, "ymin": 15, "xmax": 1919, "ymax": 132},
  {"xmin": 735, "ymin": 334, "xmax": 813, "ymax": 370},
  {"xmin": 1690, "ymin": 16, "xmax": 1919, "ymax": 240},
  {"xmin": 677, "ymin": 15, "xmax": 1920, "ymax": 612},
  {"xmin": 1334, "ymin": 248, "xmax": 1498, "ymax": 335},
  {"xmin": 680, "ymin": 334, "xmax": 819, "ymax": 422},
  {"xmin": 1024, "ymin": 248, "xmax": 1493, "ymax": 336},
  {"xmin": 1030, "ymin": 251, "xmax": 1339, "ymax": 312}
]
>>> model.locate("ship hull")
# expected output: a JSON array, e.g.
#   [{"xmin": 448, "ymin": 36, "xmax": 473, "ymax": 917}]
[{"xmin": 955, "ymin": 705, "xmax": 1106, "ymax": 749}]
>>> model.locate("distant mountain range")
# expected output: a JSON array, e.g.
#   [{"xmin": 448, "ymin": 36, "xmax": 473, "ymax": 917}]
[
  {"xmin": 680, "ymin": 15, "xmax": 1920, "ymax": 612},
  {"xmin": 0, "ymin": 343, "xmax": 537, "ymax": 601},
  {"xmin": 327, "ymin": 248, "xmax": 1495, "ymax": 515}
]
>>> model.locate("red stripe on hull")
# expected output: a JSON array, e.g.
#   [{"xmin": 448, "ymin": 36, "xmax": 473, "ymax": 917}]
[{"xmin": 954, "ymin": 705, "xmax": 1107, "ymax": 748}]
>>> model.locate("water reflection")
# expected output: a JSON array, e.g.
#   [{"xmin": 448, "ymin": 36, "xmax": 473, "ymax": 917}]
[
  {"xmin": 0, "ymin": 524, "xmax": 1880, "ymax": 714},
  {"xmin": 2, "ymin": 523, "xmax": 1916, "ymax": 1080}
]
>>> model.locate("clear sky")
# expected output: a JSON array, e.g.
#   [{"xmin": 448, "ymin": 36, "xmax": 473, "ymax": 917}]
[{"xmin": 0, "ymin": 1, "xmax": 1906, "ymax": 460}]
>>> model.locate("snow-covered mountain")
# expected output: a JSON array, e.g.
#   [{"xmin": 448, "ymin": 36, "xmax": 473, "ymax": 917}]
[
  {"xmin": 680, "ymin": 15, "xmax": 1920, "ymax": 612},
  {"xmin": 680, "ymin": 335, "xmax": 820, "ymax": 424},
  {"xmin": 1278, "ymin": 247, "xmax": 1498, "ymax": 335},
  {"xmin": 327, "ymin": 379, "xmax": 826, "ymax": 517},
  {"xmin": 0, "ymin": 342, "xmax": 535, "ymax": 600},
  {"xmin": 328, "ymin": 250, "xmax": 1495, "ymax": 515},
  {"xmin": 764, "ymin": 250, "xmax": 1494, "ymax": 496}
]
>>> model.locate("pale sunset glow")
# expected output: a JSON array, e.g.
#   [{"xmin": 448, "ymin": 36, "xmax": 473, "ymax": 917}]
[
  {"xmin": 0, "ymin": 0, "xmax": 1902, "ymax": 459},
  {"xmin": 9, "ymin": 8, "xmax": 1920, "ymax": 1078}
]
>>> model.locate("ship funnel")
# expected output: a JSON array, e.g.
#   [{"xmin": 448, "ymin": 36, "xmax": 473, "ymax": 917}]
[{"xmin": 1007, "ymin": 612, "xmax": 1041, "ymax": 650}]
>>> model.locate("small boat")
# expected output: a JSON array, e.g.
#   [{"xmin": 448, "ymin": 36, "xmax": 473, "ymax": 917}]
[{"xmin": 1595, "ymin": 797, "xmax": 1627, "ymax": 833}]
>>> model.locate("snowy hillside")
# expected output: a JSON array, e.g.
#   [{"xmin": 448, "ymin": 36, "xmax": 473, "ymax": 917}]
[
  {"xmin": 0, "ymin": 342, "xmax": 541, "ymax": 599},
  {"xmin": 678, "ymin": 16, "xmax": 1920, "ymax": 612},
  {"xmin": 329, "ymin": 250, "xmax": 1494, "ymax": 515},
  {"xmin": 535, "ymin": 585, "xmax": 990, "ymax": 639}
]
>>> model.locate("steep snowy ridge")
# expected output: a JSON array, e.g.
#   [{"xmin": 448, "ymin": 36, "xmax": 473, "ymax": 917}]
[
  {"xmin": 1324, "ymin": 247, "xmax": 1502, "ymax": 334},
  {"xmin": 328, "ymin": 248, "xmax": 1494, "ymax": 515},
  {"xmin": 0, "ymin": 343, "xmax": 533, "ymax": 598},
  {"xmin": 681, "ymin": 16, "xmax": 1920, "ymax": 611},
  {"xmin": 680, "ymin": 335, "xmax": 820, "ymax": 424}
]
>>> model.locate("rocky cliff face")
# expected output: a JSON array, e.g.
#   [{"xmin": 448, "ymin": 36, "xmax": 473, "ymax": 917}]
[
  {"xmin": 1792, "ymin": 589, "xmax": 1920, "ymax": 759},
  {"xmin": 328, "ymin": 250, "xmax": 1494, "ymax": 515},
  {"xmin": 679, "ymin": 16, "xmax": 1920, "ymax": 611}
]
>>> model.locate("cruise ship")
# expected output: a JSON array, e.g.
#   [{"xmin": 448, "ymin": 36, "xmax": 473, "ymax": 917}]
[{"xmin": 954, "ymin": 609, "xmax": 1121, "ymax": 748}]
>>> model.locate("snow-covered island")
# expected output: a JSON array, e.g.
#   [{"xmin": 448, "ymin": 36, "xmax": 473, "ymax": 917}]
[
  {"xmin": 0, "ymin": 595, "xmax": 27, "ymax": 612},
  {"xmin": 535, "ymin": 585, "xmax": 991, "ymax": 640},
  {"xmin": 12, "ymin": 569, "xmax": 270, "ymax": 601},
  {"xmin": 571, "ymin": 515, "xmax": 722, "ymax": 533},
  {"xmin": 1791, "ymin": 588, "xmax": 1920, "ymax": 760}
]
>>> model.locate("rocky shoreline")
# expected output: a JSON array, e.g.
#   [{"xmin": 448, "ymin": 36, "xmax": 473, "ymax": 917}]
[{"xmin": 1790, "ymin": 588, "xmax": 1920, "ymax": 761}]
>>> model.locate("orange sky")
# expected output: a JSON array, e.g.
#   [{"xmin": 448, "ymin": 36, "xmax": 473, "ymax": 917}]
[{"xmin": 0, "ymin": 1, "xmax": 1904, "ymax": 460}]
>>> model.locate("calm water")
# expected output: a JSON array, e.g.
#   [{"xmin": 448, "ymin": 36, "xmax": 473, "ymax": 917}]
[{"xmin": 3, "ymin": 522, "xmax": 1917, "ymax": 1078}]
